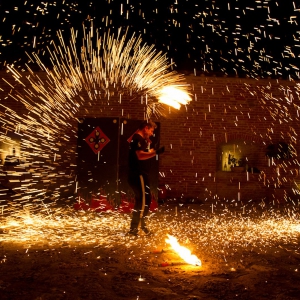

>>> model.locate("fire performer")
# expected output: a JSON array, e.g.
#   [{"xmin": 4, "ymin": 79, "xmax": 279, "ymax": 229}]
[{"xmin": 128, "ymin": 120, "xmax": 165, "ymax": 236}]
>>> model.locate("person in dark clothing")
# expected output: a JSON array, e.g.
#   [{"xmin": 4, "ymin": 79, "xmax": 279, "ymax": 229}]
[{"xmin": 128, "ymin": 120, "xmax": 165, "ymax": 236}]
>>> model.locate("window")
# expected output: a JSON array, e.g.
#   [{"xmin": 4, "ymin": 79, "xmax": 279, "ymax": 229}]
[{"xmin": 218, "ymin": 140, "xmax": 261, "ymax": 172}]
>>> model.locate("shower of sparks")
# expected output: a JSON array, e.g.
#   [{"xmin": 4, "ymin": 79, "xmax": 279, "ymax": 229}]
[
  {"xmin": 0, "ymin": 206, "xmax": 299, "ymax": 263},
  {"xmin": 0, "ymin": 1, "xmax": 299, "ymax": 79},
  {"xmin": 165, "ymin": 234, "xmax": 201, "ymax": 266},
  {"xmin": 6, "ymin": 26, "xmax": 191, "ymax": 119},
  {"xmin": 0, "ymin": 25, "xmax": 191, "ymax": 216},
  {"xmin": 0, "ymin": 0, "xmax": 300, "ymax": 266}
]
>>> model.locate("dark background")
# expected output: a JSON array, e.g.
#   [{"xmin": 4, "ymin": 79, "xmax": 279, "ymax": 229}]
[{"xmin": 0, "ymin": 0, "xmax": 299, "ymax": 79}]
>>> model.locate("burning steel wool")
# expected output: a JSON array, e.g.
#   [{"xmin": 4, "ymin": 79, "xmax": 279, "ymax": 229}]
[
  {"xmin": 157, "ymin": 86, "xmax": 192, "ymax": 110},
  {"xmin": 165, "ymin": 234, "xmax": 201, "ymax": 266}
]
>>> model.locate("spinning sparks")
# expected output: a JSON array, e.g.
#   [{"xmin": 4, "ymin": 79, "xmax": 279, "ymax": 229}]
[
  {"xmin": 6, "ymin": 26, "xmax": 191, "ymax": 121},
  {"xmin": 0, "ymin": 25, "xmax": 191, "ymax": 211},
  {"xmin": 165, "ymin": 234, "xmax": 201, "ymax": 266}
]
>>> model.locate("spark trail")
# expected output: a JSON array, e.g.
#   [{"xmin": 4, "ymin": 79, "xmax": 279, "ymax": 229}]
[{"xmin": 0, "ymin": 26, "xmax": 191, "ymax": 217}]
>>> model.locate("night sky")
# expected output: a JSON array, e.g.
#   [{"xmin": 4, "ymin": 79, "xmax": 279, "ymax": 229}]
[{"xmin": 0, "ymin": 0, "xmax": 299, "ymax": 79}]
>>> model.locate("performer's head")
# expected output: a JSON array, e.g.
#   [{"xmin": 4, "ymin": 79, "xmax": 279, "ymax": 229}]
[{"xmin": 139, "ymin": 119, "xmax": 157, "ymax": 139}]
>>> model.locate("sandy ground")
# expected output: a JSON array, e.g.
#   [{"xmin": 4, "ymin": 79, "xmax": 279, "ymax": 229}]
[{"xmin": 0, "ymin": 202, "xmax": 300, "ymax": 300}]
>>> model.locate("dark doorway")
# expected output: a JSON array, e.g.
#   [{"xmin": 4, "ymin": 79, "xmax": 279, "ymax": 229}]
[{"xmin": 77, "ymin": 118, "xmax": 160, "ymax": 205}]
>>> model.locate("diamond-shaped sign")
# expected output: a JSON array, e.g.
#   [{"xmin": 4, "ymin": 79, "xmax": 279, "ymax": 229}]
[{"xmin": 85, "ymin": 126, "xmax": 110, "ymax": 154}]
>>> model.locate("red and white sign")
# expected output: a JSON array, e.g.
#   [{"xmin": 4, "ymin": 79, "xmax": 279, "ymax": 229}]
[{"xmin": 85, "ymin": 126, "xmax": 110, "ymax": 154}]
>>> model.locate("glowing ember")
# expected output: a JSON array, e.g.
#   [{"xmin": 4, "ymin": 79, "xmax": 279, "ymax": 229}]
[
  {"xmin": 157, "ymin": 85, "xmax": 192, "ymax": 109},
  {"xmin": 165, "ymin": 234, "xmax": 201, "ymax": 266}
]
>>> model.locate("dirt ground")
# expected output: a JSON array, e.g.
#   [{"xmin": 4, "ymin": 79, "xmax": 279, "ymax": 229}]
[{"xmin": 0, "ymin": 203, "xmax": 300, "ymax": 300}]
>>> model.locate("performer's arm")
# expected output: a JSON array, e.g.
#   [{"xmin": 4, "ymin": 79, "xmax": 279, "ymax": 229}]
[{"xmin": 136, "ymin": 149, "xmax": 156, "ymax": 160}]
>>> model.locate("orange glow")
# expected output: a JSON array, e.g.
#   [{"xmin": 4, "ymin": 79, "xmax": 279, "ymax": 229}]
[
  {"xmin": 158, "ymin": 85, "xmax": 192, "ymax": 109},
  {"xmin": 165, "ymin": 234, "xmax": 201, "ymax": 266}
]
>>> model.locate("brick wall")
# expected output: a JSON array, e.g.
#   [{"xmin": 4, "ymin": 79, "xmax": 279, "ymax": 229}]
[
  {"xmin": 1, "ymin": 70, "xmax": 299, "ymax": 204},
  {"xmin": 158, "ymin": 75, "xmax": 300, "ymax": 203}
]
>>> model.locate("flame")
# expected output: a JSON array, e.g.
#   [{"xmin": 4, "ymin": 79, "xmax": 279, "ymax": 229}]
[
  {"xmin": 157, "ymin": 85, "xmax": 192, "ymax": 109},
  {"xmin": 165, "ymin": 234, "xmax": 201, "ymax": 266}
]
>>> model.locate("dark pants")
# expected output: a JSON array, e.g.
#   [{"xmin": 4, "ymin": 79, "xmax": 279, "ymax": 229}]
[{"xmin": 128, "ymin": 173, "xmax": 151, "ymax": 231}]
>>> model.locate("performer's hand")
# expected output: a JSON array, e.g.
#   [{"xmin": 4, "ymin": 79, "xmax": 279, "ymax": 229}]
[{"xmin": 156, "ymin": 146, "xmax": 165, "ymax": 155}]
